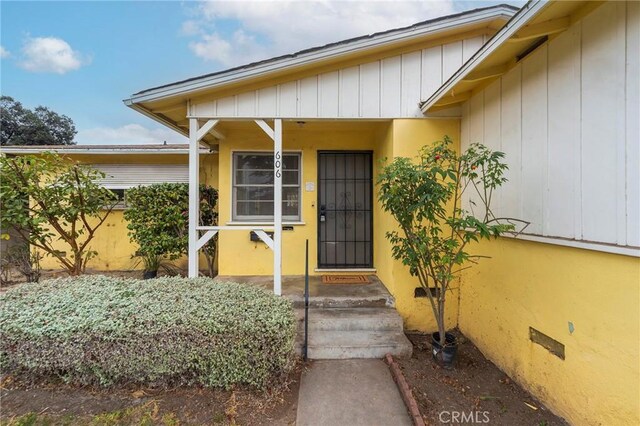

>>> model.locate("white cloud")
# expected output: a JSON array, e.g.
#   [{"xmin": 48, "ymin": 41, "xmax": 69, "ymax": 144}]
[
  {"xmin": 181, "ymin": 20, "xmax": 203, "ymax": 36},
  {"xmin": 0, "ymin": 46, "xmax": 10, "ymax": 59},
  {"xmin": 76, "ymin": 124, "xmax": 188, "ymax": 146},
  {"xmin": 186, "ymin": 0, "xmax": 457, "ymax": 67},
  {"xmin": 189, "ymin": 29, "xmax": 266, "ymax": 65},
  {"xmin": 19, "ymin": 37, "xmax": 88, "ymax": 74}
]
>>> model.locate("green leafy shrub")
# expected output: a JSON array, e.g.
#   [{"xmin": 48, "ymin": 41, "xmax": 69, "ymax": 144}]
[
  {"xmin": 124, "ymin": 183, "xmax": 218, "ymax": 275},
  {"xmin": 124, "ymin": 183, "xmax": 189, "ymax": 264},
  {"xmin": 0, "ymin": 153, "xmax": 117, "ymax": 275},
  {"xmin": 0, "ymin": 276, "xmax": 296, "ymax": 388}
]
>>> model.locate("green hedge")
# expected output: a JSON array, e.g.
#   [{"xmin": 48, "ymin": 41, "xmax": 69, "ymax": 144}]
[{"xmin": 0, "ymin": 276, "xmax": 297, "ymax": 388}]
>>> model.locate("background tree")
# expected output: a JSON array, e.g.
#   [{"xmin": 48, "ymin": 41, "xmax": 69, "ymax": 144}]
[
  {"xmin": 0, "ymin": 153, "xmax": 117, "ymax": 275},
  {"xmin": 1, "ymin": 96, "xmax": 77, "ymax": 146}
]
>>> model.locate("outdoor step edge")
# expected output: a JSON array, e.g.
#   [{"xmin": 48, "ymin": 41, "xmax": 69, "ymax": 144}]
[
  {"xmin": 305, "ymin": 331, "xmax": 413, "ymax": 346},
  {"xmin": 297, "ymin": 319, "xmax": 404, "ymax": 332},
  {"xmin": 291, "ymin": 298, "xmax": 391, "ymax": 308}
]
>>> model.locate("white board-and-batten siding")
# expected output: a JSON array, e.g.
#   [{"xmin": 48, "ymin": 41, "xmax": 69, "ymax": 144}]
[
  {"xmin": 461, "ymin": 2, "xmax": 639, "ymax": 253},
  {"xmin": 190, "ymin": 36, "xmax": 487, "ymax": 119}
]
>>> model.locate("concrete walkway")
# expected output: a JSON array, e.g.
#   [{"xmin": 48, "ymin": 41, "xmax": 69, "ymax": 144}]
[{"xmin": 296, "ymin": 359, "xmax": 412, "ymax": 426}]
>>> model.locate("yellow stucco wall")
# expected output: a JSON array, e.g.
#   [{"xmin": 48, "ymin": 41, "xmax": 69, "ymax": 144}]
[
  {"xmin": 212, "ymin": 119, "xmax": 460, "ymax": 332},
  {"xmin": 216, "ymin": 121, "xmax": 385, "ymax": 276},
  {"xmin": 372, "ymin": 122, "xmax": 396, "ymax": 300},
  {"xmin": 382, "ymin": 119, "xmax": 461, "ymax": 332},
  {"xmin": 458, "ymin": 238, "xmax": 640, "ymax": 425},
  {"xmin": 37, "ymin": 153, "xmax": 218, "ymax": 271}
]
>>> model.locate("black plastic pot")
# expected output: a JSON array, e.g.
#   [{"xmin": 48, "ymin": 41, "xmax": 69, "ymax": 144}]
[
  {"xmin": 143, "ymin": 270, "xmax": 158, "ymax": 280},
  {"xmin": 431, "ymin": 332, "xmax": 458, "ymax": 368}
]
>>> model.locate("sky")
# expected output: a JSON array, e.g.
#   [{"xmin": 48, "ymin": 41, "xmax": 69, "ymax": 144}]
[{"xmin": 0, "ymin": 0, "xmax": 524, "ymax": 145}]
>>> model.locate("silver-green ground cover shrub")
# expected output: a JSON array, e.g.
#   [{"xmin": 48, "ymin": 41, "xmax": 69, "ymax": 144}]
[{"xmin": 0, "ymin": 276, "xmax": 296, "ymax": 388}]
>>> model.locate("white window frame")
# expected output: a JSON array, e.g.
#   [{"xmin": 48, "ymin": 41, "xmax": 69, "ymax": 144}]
[
  {"xmin": 232, "ymin": 151, "xmax": 302, "ymax": 222},
  {"xmin": 105, "ymin": 187, "xmax": 130, "ymax": 210}
]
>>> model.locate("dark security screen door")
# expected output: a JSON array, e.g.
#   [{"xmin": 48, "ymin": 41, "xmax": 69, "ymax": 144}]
[{"xmin": 318, "ymin": 152, "xmax": 373, "ymax": 268}]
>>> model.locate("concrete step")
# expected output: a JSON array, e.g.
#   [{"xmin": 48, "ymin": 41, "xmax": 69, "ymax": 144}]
[
  {"xmin": 295, "ymin": 307, "xmax": 404, "ymax": 332},
  {"xmin": 291, "ymin": 295, "xmax": 389, "ymax": 309},
  {"xmin": 297, "ymin": 330, "xmax": 413, "ymax": 359}
]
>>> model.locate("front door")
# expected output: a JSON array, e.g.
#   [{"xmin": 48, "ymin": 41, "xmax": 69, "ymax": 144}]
[{"xmin": 318, "ymin": 151, "xmax": 373, "ymax": 268}]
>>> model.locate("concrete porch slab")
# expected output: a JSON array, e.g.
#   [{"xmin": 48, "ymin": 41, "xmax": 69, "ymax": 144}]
[{"xmin": 213, "ymin": 275, "xmax": 395, "ymax": 308}]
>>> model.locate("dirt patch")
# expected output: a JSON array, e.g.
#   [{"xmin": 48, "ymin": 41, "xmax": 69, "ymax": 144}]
[
  {"xmin": 397, "ymin": 333, "xmax": 568, "ymax": 426},
  {"xmin": 0, "ymin": 365, "xmax": 302, "ymax": 425}
]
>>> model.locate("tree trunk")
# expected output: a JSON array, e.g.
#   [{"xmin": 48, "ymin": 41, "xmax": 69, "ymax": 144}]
[
  {"xmin": 205, "ymin": 253, "xmax": 214, "ymax": 277},
  {"xmin": 438, "ymin": 291, "xmax": 446, "ymax": 346},
  {"xmin": 68, "ymin": 256, "xmax": 84, "ymax": 276}
]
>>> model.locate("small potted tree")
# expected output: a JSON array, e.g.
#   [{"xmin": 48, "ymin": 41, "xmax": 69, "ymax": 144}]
[{"xmin": 377, "ymin": 136, "xmax": 527, "ymax": 368}]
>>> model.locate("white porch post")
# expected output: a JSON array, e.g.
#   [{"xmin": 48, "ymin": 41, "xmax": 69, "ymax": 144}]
[
  {"xmin": 188, "ymin": 118, "xmax": 200, "ymax": 278},
  {"xmin": 273, "ymin": 119, "xmax": 283, "ymax": 295}
]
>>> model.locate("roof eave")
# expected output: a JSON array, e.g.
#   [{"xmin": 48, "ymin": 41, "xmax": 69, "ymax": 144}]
[
  {"xmin": 124, "ymin": 101, "xmax": 188, "ymax": 137},
  {"xmin": 125, "ymin": 5, "xmax": 518, "ymax": 106},
  {"xmin": 0, "ymin": 146, "xmax": 212, "ymax": 155},
  {"xmin": 0, "ymin": 149, "xmax": 211, "ymax": 155},
  {"xmin": 420, "ymin": 0, "xmax": 548, "ymax": 113}
]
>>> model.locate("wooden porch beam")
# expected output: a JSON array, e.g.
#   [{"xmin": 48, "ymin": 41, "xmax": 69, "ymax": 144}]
[
  {"xmin": 433, "ymin": 91, "xmax": 472, "ymax": 107},
  {"xmin": 462, "ymin": 64, "xmax": 509, "ymax": 83},
  {"xmin": 254, "ymin": 119, "xmax": 275, "ymax": 141},
  {"xmin": 508, "ymin": 17, "xmax": 570, "ymax": 42},
  {"xmin": 196, "ymin": 230, "xmax": 218, "ymax": 251},
  {"xmin": 196, "ymin": 119, "xmax": 227, "ymax": 141}
]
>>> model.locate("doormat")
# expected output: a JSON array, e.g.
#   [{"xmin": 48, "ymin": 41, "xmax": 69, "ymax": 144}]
[{"xmin": 322, "ymin": 275, "xmax": 370, "ymax": 284}]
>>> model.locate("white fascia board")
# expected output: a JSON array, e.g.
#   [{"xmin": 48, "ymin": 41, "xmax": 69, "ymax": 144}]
[
  {"xmin": 421, "ymin": 0, "xmax": 547, "ymax": 113},
  {"xmin": 125, "ymin": 7, "xmax": 517, "ymax": 105},
  {"xmin": 127, "ymin": 102, "xmax": 189, "ymax": 137}
]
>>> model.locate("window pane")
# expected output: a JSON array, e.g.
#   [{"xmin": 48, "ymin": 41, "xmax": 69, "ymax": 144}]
[
  {"xmin": 236, "ymin": 168, "xmax": 298, "ymax": 184},
  {"xmin": 283, "ymin": 186, "xmax": 298, "ymax": 205},
  {"xmin": 236, "ymin": 170, "xmax": 273, "ymax": 185},
  {"xmin": 109, "ymin": 189, "xmax": 125, "ymax": 201},
  {"xmin": 283, "ymin": 155, "xmax": 299, "ymax": 170},
  {"xmin": 236, "ymin": 201, "xmax": 300, "ymax": 219},
  {"xmin": 236, "ymin": 154, "xmax": 273, "ymax": 170},
  {"xmin": 236, "ymin": 187, "xmax": 274, "ymax": 201},
  {"xmin": 236, "ymin": 201, "xmax": 274, "ymax": 216},
  {"xmin": 236, "ymin": 187, "xmax": 299, "ymax": 203},
  {"xmin": 108, "ymin": 189, "xmax": 127, "ymax": 209},
  {"xmin": 283, "ymin": 170, "xmax": 298, "ymax": 185},
  {"xmin": 236, "ymin": 153, "xmax": 299, "ymax": 170},
  {"xmin": 233, "ymin": 153, "xmax": 301, "ymax": 220},
  {"xmin": 283, "ymin": 200, "xmax": 299, "ymax": 216}
]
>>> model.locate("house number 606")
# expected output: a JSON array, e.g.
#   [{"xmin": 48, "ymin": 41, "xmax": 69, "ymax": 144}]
[{"xmin": 275, "ymin": 151, "xmax": 282, "ymax": 178}]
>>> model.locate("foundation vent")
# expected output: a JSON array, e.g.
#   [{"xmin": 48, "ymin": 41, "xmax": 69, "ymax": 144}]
[{"xmin": 529, "ymin": 327, "xmax": 565, "ymax": 360}]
